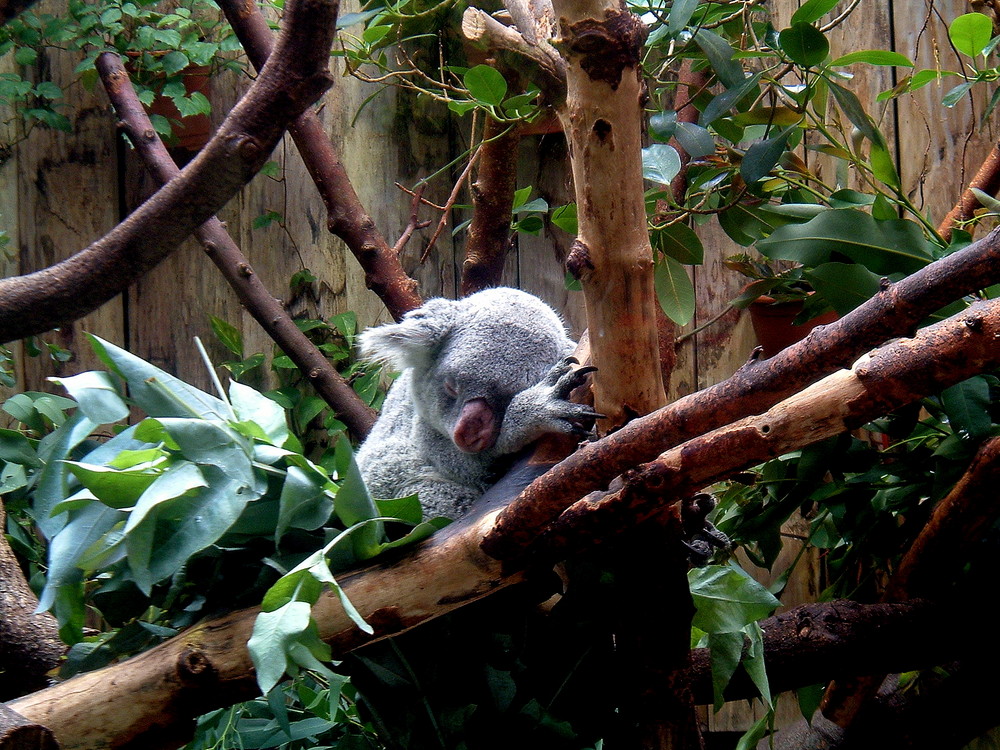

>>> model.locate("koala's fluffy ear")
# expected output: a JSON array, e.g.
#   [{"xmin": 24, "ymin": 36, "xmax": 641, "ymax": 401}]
[{"xmin": 358, "ymin": 298, "xmax": 458, "ymax": 371}]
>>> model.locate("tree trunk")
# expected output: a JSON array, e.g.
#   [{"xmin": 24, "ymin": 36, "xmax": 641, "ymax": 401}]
[{"xmin": 553, "ymin": 0, "xmax": 665, "ymax": 427}]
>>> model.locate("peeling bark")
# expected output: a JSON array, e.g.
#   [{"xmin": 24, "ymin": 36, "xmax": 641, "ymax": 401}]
[
  {"xmin": 553, "ymin": 0, "xmax": 666, "ymax": 428},
  {"xmin": 0, "ymin": 506, "xmax": 62, "ymax": 701}
]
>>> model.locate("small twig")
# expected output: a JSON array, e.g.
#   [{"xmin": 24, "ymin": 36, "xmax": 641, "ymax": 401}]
[
  {"xmin": 394, "ymin": 182, "xmax": 448, "ymax": 211},
  {"xmin": 674, "ymin": 304, "xmax": 736, "ymax": 345},
  {"xmin": 392, "ymin": 185, "xmax": 433, "ymax": 255},
  {"xmin": 420, "ymin": 144, "xmax": 482, "ymax": 263}
]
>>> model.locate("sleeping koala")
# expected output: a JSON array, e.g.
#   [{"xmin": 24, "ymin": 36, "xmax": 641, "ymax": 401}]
[{"xmin": 356, "ymin": 287, "xmax": 599, "ymax": 519}]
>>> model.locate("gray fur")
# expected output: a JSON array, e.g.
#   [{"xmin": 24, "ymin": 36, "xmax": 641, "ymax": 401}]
[{"xmin": 356, "ymin": 287, "xmax": 598, "ymax": 519}]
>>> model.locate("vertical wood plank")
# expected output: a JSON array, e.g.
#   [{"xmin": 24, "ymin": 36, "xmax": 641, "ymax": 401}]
[{"xmin": 13, "ymin": 22, "xmax": 123, "ymax": 387}]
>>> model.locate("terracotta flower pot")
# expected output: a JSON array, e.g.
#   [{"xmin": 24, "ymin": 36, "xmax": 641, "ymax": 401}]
[
  {"xmin": 747, "ymin": 295, "xmax": 838, "ymax": 358},
  {"xmin": 145, "ymin": 65, "xmax": 212, "ymax": 151}
]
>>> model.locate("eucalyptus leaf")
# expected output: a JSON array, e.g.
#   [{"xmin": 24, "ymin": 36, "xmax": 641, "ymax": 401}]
[
  {"xmin": 49, "ymin": 371, "xmax": 129, "ymax": 424},
  {"xmin": 803, "ymin": 262, "xmax": 882, "ymax": 314},
  {"xmin": 756, "ymin": 209, "xmax": 933, "ymax": 275},
  {"xmin": 654, "ymin": 255, "xmax": 696, "ymax": 325},
  {"xmin": 333, "ymin": 437, "xmax": 384, "ymax": 559},
  {"xmin": 642, "ymin": 143, "xmax": 682, "ymax": 185},
  {"xmin": 941, "ymin": 376, "xmax": 992, "ymax": 439},
  {"xmin": 87, "ymin": 335, "xmax": 228, "ymax": 420},
  {"xmin": 248, "ymin": 600, "xmax": 313, "ymax": 693},
  {"xmin": 708, "ymin": 631, "xmax": 744, "ymax": 710},
  {"xmin": 949, "ymin": 12, "xmax": 993, "ymax": 58},
  {"xmin": 655, "ymin": 222, "xmax": 704, "ymax": 265},
  {"xmin": 688, "ymin": 564, "xmax": 780, "ymax": 633},
  {"xmin": 779, "ymin": 23, "xmax": 829, "ymax": 68},
  {"xmin": 464, "ymin": 64, "xmax": 506, "ymax": 106}
]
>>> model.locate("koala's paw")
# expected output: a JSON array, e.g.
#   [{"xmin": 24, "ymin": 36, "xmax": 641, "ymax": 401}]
[{"xmin": 536, "ymin": 357, "xmax": 603, "ymax": 437}]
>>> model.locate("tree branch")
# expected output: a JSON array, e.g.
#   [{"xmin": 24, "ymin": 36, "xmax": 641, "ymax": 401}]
[
  {"xmin": 687, "ymin": 600, "xmax": 952, "ymax": 704},
  {"xmin": 0, "ymin": 504, "xmax": 62, "ymax": 701},
  {"xmin": 0, "ymin": 0, "xmax": 340, "ymax": 345},
  {"xmin": 937, "ymin": 141, "xmax": 1000, "ymax": 242},
  {"xmin": 461, "ymin": 118, "xmax": 520, "ymax": 296},
  {"xmin": 482, "ymin": 227, "xmax": 1000, "ymax": 559},
  {"xmin": 95, "ymin": 52, "xmax": 376, "ymax": 439},
  {"xmin": 218, "ymin": 0, "xmax": 423, "ymax": 322}
]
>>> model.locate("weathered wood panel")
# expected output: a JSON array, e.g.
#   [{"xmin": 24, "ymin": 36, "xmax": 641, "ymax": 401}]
[
  {"xmin": 895, "ymin": 0, "xmax": 998, "ymax": 229},
  {"xmin": 7, "ymin": 0, "xmax": 123, "ymax": 388}
]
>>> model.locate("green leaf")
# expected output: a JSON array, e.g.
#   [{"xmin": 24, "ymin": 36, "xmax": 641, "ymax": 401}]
[
  {"xmin": 160, "ymin": 50, "xmax": 188, "ymax": 75},
  {"xmin": 797, "ymin": 684, "xmax": 826, "ymax": 720},
  {"xmin": 64, "ymin": 461, "xmax": 163, "ymax": 509},
  {"xmin": 127, "ymin": 464, "xmax": 256, "ymax": 593},
  {"xmin": 642, "ymin": 143, "xmax": 682, "ymax": 185},
  {"xmin": 803, "ymin": 262, "xmax": 882, "ymax": 314},
  {"xmin": 693, "ymin": 29, "xmax": 746, "ymax": 89},
  {"xmin": 674, "ymin": 122, "xmax": 716, "ymax": 158},
  {"xmin": 551, "ymin": 204, "xmax": 578, "ymax": 235},
  {"xmin": 742, "ymin": 621, "xmax": 772, "ymax": 706},
  {"xmin": 941, "ymin": 376, "xmax": 992, "ymax": 438},
  {"xmin": 829, "ymin": 50, "xmax": 914, "ymax": 67},
  {"xmin": 688, "ymin": 564, "xmax": 780, "ymax": 633},
  {"xmin": 276, "ymin": 465, "xmax": 333, "ymax": 540},
  {"xmin": 790, "ymin": 0, "xmax": 841, "ymax": 24},
  {"xmin": 700, "ymin": 73, "xmax": 762, "ymax": 127},
  {"xmin": 14, "ymin": 46, "xmax": 37, "ymax": 65},
  {"xmin": 949, "ymin": 12, "xmax": 993, "ymax": 58},
  {"xmin": 173, "ymin": 91, "xmax": 210, "ymax": 117},
  {"xmin": 779, "ymin": 23, "xmax": 829, "ymax": 67},
  {"xmin": 0, "ymin": 428, "xmax": 40, "ymax": 468},
  {"xmin": 649, "ymin": 110, "xmax": 677, "ymax": 142},
  {"xmin": 209, "ymin": 315, "xmax": 243, "ymax": 356},
  {"xmin": 709, "ymin": 631, "xmax": 744, "ymax": 710},
  {"xmin": 49, "ymin": 371, "xmax": 129, "ymax": 425},
  {"xmin": 37, "ymin": 502, "xmax": 122, "ymax": 612},
  {"xmin": 87, "ymin": 335, "xmax": 227, "ymax": 419},
  {"xmin": 248, "ymin": 600, "xmax": 313, "ymax": 694},
  {"xmin": 868, "ymin": 138, "xmax": 900, "ymax": 188},
  {"xmin": 827, "ymin": 80, "xmax": 878, "ymax": 143},
  {"xmin": 655, "ymin": 222, "xmax": 704, "ymax": 265},
  {"xmin": 464, "ymin": 64, "xmax": 506, "ymax": 106},
  {"xmin": 33, "ymin": 411, "xmax": 100, "ymax": 538},
  {"xmin": 666, "ymin": 0, "xmax": 700, "ymax": 37},
  {"xmin": 756, "ymin": 209, "xmax": 933, "ymax": 275},
  {"xmin": 654, "ymin": 255, "xmax": 695, "ymax": 325},
  {"xmin": 942, "ymin": 80, "xmax": 975, "ymax": 108},
  {"xmin": 229, "ymin": 381, "xmax": 289, "ymax": 448},
  {"xmin": 741, "ymin": 126, "xmax": 793, "ymax": 183},
  {"xmin": 333, "ymin": 438, "xmax": 384, "ymax": 559}
]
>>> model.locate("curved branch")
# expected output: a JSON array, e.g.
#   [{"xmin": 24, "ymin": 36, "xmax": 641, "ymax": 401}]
[
  {"xmin": 218, "ymin": 0, "xmax": 423, "ymax": 322},
  {"xmin": 0, "ymin": 0, "xmax": 339, "ymax": 344},
  {"xmin": 483, "ymin": 227, "xmax": 1000, "ymax": 559},
  {"xmin": 96, "ymin": 53, "xmax": 376, "ymax": 439},
  {"xmin": 937, "ymin": 141, "xmax": 1000, "ymax": 242}
]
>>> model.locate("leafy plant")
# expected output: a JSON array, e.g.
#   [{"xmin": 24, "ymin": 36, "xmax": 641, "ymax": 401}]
[{"xmin": 0, "ymin": 0, "xmax": 243, "ymax": 143}]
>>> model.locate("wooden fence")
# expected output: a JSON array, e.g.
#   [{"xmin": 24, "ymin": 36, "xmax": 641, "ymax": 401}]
[{"xmin": 0, "ymin": 0, "xmax": 995, "ymax": 732}]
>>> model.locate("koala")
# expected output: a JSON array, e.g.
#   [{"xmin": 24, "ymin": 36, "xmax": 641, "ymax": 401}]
[{"xmin": 355, "ymin": 287, "xmax": 600, "ymax": 519}]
